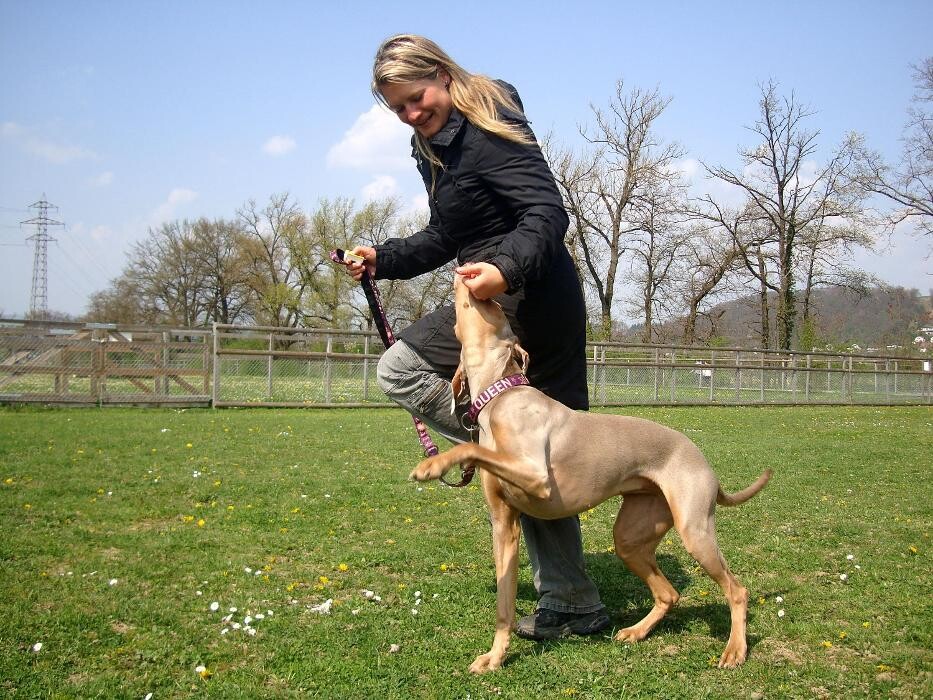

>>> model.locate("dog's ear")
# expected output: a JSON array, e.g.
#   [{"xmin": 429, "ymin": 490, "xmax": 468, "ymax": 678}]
[
  {"xmin": 512, "ymin": 343, "xmax": 530, "ymax": 373},
  {"xmin": 450, "ymin": 364, "xmax": 468, "ymax": 414}
]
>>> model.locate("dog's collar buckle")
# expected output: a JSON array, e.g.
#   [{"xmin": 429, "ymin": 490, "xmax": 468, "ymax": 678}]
[{"xmin": 466, "ymin": 373, "xmax": 529, "ymax": 423}]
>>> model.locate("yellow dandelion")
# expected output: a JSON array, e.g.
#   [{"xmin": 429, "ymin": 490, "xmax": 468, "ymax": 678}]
[
  {"xmin": 862, "ymin": 622, "xmax": 871, "ymax": 628},
  {"xmin": 439, "ymin": 563, "xmax": 448, "ymax": 572},
  {"xmin": 23, "ymin": 503, "xmax": 32, "ymax": 510},
  {"xmin": 186, "ymin": 443, "xmax": 193, "ymax": 449},
  {"xmin": 338, "ymin": 563, "xmax": 349, "ymax": 572},
  {"xmin": 877, "ymin": 664, "xmax": 892, "ymax": 672},
  {"xmin": 182, "ymin": 515, "xmax": 194, "ymax": 523},
  {"xmin": 318, "ymin": 576, "xmax": 330, "ymax": 585},
  {"xmin": 291, "ymin": 507, "xmax": 300, "ymax": 514},
  {"xmin": 838, "ymin": 631, "xmax": 847, "ymax": 640},
  {"xmin": 214, "ymin": 480, "xmax": 221, "ymax": 486},
  {"xmin": 4, "ymin": 478, "xmax": 13, "ymax": 485},
  {"xmin": 908, "ymin": 545, "xmax": 918, "ymax": 555},
  {"xmin": 821, "ymin": 641, "xmax": 833, "ymax": 648},
  {"xmin": 197, "ymin": 519, "xmax": 206, "ymax": 527},
  {"xmin": 227, "ymin": 505, "xmax": 234, "ymax": 511}
]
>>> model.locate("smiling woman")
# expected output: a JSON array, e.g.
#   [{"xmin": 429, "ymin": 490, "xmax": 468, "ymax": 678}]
[
  {"xmin": 370, "ymin": 34, "xmax": 534, "ymax": 172},
  {"xmin": 341, "ymin": 33, "xmax": 613, "ymax": 651}
]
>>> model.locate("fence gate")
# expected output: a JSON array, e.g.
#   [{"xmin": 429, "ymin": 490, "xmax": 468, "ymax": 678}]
[{"xmin": 0, "ymin": 321, "xmax": 211, "ymax": 406}]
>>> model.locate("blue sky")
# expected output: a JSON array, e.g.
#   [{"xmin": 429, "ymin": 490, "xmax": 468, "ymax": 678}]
[{"xmin": 1, "ymin": 0, "xmax": 931, "ymax": 318}]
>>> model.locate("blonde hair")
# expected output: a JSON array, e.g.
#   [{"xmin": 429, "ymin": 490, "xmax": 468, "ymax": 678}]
[{"xmin": 372, "ymin": 34, "xmax": 535, "ymax": 170}]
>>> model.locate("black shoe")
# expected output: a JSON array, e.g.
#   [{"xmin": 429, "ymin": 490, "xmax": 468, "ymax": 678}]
[{"xmin": 515, "ymin": 607, "xmax": 611, "ymax": 640}]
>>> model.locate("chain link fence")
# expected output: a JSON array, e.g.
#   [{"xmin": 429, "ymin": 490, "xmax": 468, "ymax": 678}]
[
  {"xmin": 588, "ymin": 343, "xmax": 933, "ymax": 405},
  {"xmin": 2, "ymin": 319, "xmax": 930, "ymax": 407},
  {"xmin": 212, "ymin": 324, "xmax": 388, "ymax": 407}
]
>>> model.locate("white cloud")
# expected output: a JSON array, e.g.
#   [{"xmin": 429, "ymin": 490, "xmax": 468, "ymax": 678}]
[
  {"xmin": 673, "ymin": 158, "xmax": 702, "ymax": 182},
  {"xmin": 408, "ymin": 192, "xmax": 429, "ymax": 214},
  {"xmin": 327, "ymin": 105, "xmax": 412, "ymax": 171},
  {"xmin": 90, "ymin": 171, "xmax": 114, "ymax": 187},
  {"xmin": 90, "ymin": 225, "xmax": 112, "ymax": 242},
  {"xmin": 1, "ymin": 121, "xmax": 96, "ymax": 164},
  {"xmin": 361, "ymin": 175, "xmax": 399, "ymax": 201},
  {"xmin": 262, "ymin": 135, "xmax": 297, "ymax": 156},
  {"xmin": 150, "ymin": 188, "xmax": 199, "ymax": 225}
]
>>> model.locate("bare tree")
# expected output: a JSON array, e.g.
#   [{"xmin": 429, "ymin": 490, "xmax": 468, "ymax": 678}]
[
  {"xmin": 705, "ymin": 81, "xmax": 868, "ymax": 350},
  {"xmin": 856, "ymin": 57, "xmax": 933, "ymax": 239},
  {"xmin": 546, "ymin": 81, "xmax": 684, "ymax": 339},
  {"xmin": 237, "ymin": 193, "xmax": 309, "ymax": 327},
  {"xmin": 188, "ymin": 218, "xmax": 255, "ymax": 324},
  {"xmin": 795, "ymin": 214, "xmax": 876, "ymax": 333},
  {"xmin": 128, "ymin": 221, "xmax": 209, "ymax": 326},
  {"xmin": 674, "ymin": 218, "xmax": 743, "ymax": 345},
  {"xmin": 625, "ymin": 187, "xmax": 689, "ymax": 343},
  {"xmin": 85, "ymin": 276, "xmax": 153, "ymax": 324}
]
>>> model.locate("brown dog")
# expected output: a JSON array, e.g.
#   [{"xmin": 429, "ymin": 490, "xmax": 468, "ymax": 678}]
[{"xmin": 410, "ymin": 276, "xmax": 771, "ymax": 674}]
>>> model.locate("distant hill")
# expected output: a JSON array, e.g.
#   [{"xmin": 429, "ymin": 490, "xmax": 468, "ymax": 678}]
[{"xmin": 628, "ymin": 286, "xmax": 933, "ymax": 351}]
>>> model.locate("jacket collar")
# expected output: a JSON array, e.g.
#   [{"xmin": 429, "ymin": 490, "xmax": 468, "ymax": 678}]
[{"xmin": 428, "ymin": 108, "xmax": 467, "ymax": 149}]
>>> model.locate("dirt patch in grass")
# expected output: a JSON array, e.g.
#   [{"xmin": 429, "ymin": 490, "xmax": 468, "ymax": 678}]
[{"xmin": 757, "ymin": 638, "xmax": 805, "ymax": 665}]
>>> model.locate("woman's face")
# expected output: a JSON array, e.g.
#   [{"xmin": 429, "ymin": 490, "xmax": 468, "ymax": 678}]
[{"xmin": 380, "ymin": 71, "xmax": 453, "ymax": 139}]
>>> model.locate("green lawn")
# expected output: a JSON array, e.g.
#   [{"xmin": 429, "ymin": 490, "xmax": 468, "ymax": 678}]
[{"xmin": 1, "ymin": 405, "xmax": 930, "ymax": 699}]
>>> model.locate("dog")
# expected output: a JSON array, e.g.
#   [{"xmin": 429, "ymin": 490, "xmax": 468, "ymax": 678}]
[{"xmin": 409, "ymin": 275, "xmax": 772, "ymax": 674}]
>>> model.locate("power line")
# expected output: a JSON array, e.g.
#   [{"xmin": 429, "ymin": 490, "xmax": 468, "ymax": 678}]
[{"xmin": 20, "ymin": 195, "xmax": 64, "ymax": 319}]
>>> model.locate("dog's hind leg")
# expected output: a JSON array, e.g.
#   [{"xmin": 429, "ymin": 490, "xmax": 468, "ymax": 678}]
[
  {"xmin": 613, "ymin": 493, "xmax": 680, "ymax": 643},
  {"xmin": 674, "ymin": 507, "xmax": 749, "ymax": 668}
]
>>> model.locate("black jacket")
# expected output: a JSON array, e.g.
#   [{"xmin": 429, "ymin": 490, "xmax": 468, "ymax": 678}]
[{"xmin": 374, "ymin": 83, "xmax": 588, "ymax": 410}]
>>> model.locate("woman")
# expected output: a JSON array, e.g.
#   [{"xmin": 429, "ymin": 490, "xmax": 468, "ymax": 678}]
[{"xmin": 346, "ymin": 34, "xmax": 609, "ymax": 640}]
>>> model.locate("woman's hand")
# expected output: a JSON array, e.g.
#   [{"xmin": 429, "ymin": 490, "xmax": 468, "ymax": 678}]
[
  {"xmin": 345, "ymin": 246, "xmax": 377, "ymax": 281},
  {"xmin": 455, "ymin": 262, "xmax": 508, "ymax": 300}
]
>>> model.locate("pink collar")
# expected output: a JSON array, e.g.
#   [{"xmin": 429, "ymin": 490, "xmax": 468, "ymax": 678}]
[{"xmin": 467, "ymin": 373, "xmax": 529, "ymax": 423}]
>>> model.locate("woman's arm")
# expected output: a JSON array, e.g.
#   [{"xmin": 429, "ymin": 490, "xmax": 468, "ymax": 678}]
[
  {"xmin": 472, "ymin": 125, "xmax": 569, "ymax": 293},
  {"xmin": 373, "ymin": 205, "xmax": 459, "ymax": 281}
]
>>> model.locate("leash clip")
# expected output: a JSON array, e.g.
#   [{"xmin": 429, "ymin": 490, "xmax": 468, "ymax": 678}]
[{"xmin": 440, "ymin": 463, "xmax": 476, "ymax": 488}]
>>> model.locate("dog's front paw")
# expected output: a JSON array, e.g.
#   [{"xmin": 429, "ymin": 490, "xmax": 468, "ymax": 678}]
[
  {"xmin": 468, "ymin": 652, "xmax": 502, "ymax": 674},
  {"xmin": 409, "ymin": 455, "xmax": 452, "ymax": 482}
]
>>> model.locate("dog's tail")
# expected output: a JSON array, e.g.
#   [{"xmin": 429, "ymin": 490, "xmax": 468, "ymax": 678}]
[{"xmin": 717, "ymin": 469, "xmax": 772, "ymax": 506}]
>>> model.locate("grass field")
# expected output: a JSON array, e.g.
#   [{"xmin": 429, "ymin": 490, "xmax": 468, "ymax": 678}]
[{"xmin": 1, "ymin": 405, "xmax": 930, "ymax": 699}]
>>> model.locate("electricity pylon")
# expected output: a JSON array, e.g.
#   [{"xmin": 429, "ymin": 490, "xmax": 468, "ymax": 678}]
[{"xmin": 21, "ymin": 195, "xmax": 64, "ymax": 319}]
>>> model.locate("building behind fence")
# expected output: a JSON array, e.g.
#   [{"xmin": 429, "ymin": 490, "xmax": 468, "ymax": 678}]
[{"xmin": 2, "ymin": 319, "xmax": 930, "ymax": 407}]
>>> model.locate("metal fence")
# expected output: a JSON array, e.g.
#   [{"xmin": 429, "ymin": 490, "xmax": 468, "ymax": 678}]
[
  {"xmin": 212, "ymin": 324, "xmax": 386, "ymax": 407},
  {"xmin": 0, "ymin": 320, "xmax": 211, "ymax": 406},
  {"xmin": 587, "ymin": 343, "xmax": 932, "ymax": 406},
  {"xmin": 212, "ymin": 324, "xmax": 932, "ymax": 408},
  {"xmin": 2, "ymin": 319, "xmax": 931, "ymax": 407}
]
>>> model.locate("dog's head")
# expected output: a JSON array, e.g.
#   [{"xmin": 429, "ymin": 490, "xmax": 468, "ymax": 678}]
[{"xmin": 450, "ymin": 275, "xmax": 529, "ymax": 404}]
